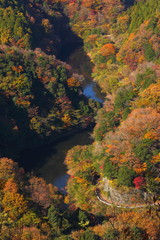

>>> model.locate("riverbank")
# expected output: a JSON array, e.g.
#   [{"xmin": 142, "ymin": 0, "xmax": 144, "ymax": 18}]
[{"xmin": 18, "ymin": 45, "xmax": 104, "ymax": 188}]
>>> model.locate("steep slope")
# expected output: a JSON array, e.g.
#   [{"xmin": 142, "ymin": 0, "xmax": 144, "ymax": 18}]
[
  {"xmin": 64, "ymin": 0, "xmax": 160, "ymax": 239},
  {"xmin": 0, "ymin": 0, "xmax": 159, "ymax": 239},
  {"xmin": 0, "ymin": 0, "xmax": 100, "ymax": 158}
]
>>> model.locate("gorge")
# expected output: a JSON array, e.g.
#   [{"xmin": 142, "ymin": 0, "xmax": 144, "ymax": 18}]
[{"xmin": 0, "ymin": 0, "xmax": 159, "ymax": 239}]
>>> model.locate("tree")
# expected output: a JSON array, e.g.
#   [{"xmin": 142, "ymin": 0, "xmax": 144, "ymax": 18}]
[
  {"xmin": 144, "ymin": 42, "xmax": 156, "ymax": 61},
  {"xmin": 27, "ymin": 177, "xmax": 52, "ymax": 209},
  {"xmin": 80, "ymin": 229, "xmax": 99, "ymax": 240},
  {"xmin": 104, "ymin": 158, "xmax": 118, "ymax": 179},
  {"xmin": 78, "ymin": 210, "xmax": 89, "ymax": 228},
  {"xmin": 136, "ymin": 68, "xmax": 156, "ymax": 90},
  {"xmin": 130, "ymin": 226, "xmax": 148, "ymax": 240},
  {"xmin": 2, "ymin": 189, "xmax": 27, "ymax": 220},
  {"xmin": 3, "ymin": 178, "xmax": 18, "ymax": 193},
  {"xmin": 104, "ymin": 229, "xmax": 119, "ymax": 240},
  {"xmin": 133, "ymin": 176, "xmax": 145, "ymax": 189},
  {"xmin": 133, "ymin": 138, "xmax": 155, "ymax": 163},
  {"xmin": 47, "ymin": 205, "xmax": 70, "ymax": 235},
  {"xmin": 0, "ymin": 158, "xmax": 18, "ymax": 180},
  {"xmin": 100, "ymin": 43, "xmax": 116, "ymax": 57},
  {"xmin": 135, "ymin": 83, "xmax": 160, "ymax": 110},
  {"xmin": 117, "ymin": 166, "xmax": 135, "ymax": 187}
]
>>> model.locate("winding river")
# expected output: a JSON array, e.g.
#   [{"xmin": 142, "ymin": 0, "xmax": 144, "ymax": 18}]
[{"xmin": 19, "ymin": 47, "xmax": 104, "ymax": 191}]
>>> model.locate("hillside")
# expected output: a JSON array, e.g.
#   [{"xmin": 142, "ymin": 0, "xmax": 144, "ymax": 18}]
[
  {"xmin": 0, "ymin": 0, "xmax": 159, "ymax": 239},
  {"xmin": 0, "ymin": 0, "xmax": 100, "ymax": 158},
  {"xmin": 64, "ymin": 0, "xmax": 160, "ymax": 239}
]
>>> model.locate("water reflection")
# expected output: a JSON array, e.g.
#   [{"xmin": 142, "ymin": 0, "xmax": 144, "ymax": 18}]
[
  {"xmin": 20, "ymin": 47, "xmax": 104, "ymax": 189},
  {"xmin": 67, "ymin": 47, "xmax": 105, "ymax": 103},
  {"xmin": 83, "ymin": 84, "xmax": 104, "ymax": 103},
  {"xmin": 36, "ymin": 47, "xmax": 104, "ymax": 188},
  {"xmin": 37, "ymin": 131, "xmax": 93, "ymax": 189}
]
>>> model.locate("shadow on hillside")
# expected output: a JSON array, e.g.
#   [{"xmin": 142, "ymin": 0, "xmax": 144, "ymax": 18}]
[
  {"xmin": 25, "ymin": 1, "xmax": 83, "ymax": 58},
  {"xmin": 122, "ymin": 0, "xmax": 135, "ymax": 9}
]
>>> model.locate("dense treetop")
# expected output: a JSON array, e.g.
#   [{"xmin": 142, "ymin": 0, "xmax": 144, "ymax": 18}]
[
  {"xmin": 0, "ymin": 0, "xmax": 159, "ymax": 239},
  {"xmin": 63, "ymin": 0, "xmax": 160, "ymax": 239}
]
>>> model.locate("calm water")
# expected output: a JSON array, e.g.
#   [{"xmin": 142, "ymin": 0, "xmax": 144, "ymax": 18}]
[
  {"xmin": 37, "ymin": 131, "xmax": 93, "ymax": 190},
  {"xmin": 67, "ymin": 47, "xmax": 105, "ymax": 103},
  {"xmin": 20, "ymin": 47, "xmax": 104, "ymax": 190}
]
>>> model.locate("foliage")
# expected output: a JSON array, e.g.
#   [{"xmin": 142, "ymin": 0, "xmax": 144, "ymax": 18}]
[
  {"xmin": 64, "ymin": 1, "xmax": 160, "ymax": 239},
  {"xmin": 78, "ymin": 210, "xmax": 89, "ymax": 228},
  {"xmin": 47, "ymin": 205, "xmax": 62, "ymax": 235},
  {"xmin": 133, "ymin": 176, "xmax": 145, "ymax": 189},
  {"xmin": 94, "ymin": 109, "xmax": 119, "ymax": 141},
  {"xmin": 103, "ymin": 157, "xmax": 118, "ymax": 179},
  {"xmin": 80, "ymin": 230, "xmax": 99, "ymax": 240},
  {"xmin": 104, "ymin": 228, "xmax": 119, "ymax": 240},
  {"xmin": 117, "ymin": 165, "xmax": 136, "ymax": 187},
  {"xmin": 130, "ymin": 226, "xmax": 147, "ymax": 240},
  {"xmin": 0, "ymin": 47, "xmax": 98, "ymax": 157},
  {"xmin": 134, "ymin": 83, "xmax": 160, "ymax": 110},
  {"xmin": 133, "ymin": 138, "xmax": 156, "ymax": 163},
  {"xmin": 0, "ymin": 6, "xmax": 32, "ymax": 48},
  {"xmin": 0, "ymin": 158, "xmax": 71, "ymax": 239},
  {"xmin": 0, "ymin": 0, "xmax": 159, "ymax": 239},
  {"xmin": 136, "ymin": 68, "xmax": 156, "ymax": 90}
]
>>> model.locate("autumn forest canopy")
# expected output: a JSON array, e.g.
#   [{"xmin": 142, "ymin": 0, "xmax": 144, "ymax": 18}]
[{"xmin": 0, "ymin": 0, "xmax": 160, "ymax": 239}]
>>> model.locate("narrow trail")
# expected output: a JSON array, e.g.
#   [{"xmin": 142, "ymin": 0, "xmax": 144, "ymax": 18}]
[{"xmin": 95, "ymin": 189, "xmax": 160, "ymax": 209}]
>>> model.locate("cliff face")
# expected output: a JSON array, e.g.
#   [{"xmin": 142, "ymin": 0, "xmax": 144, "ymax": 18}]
[{"xmin": 102, "ymin": 177, "xmax": 153, "ymax": 206}]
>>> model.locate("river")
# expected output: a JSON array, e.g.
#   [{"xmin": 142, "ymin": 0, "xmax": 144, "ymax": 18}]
[{"xmin": 20, "ymin": 47, "xmax": 104, "ymax": 191}]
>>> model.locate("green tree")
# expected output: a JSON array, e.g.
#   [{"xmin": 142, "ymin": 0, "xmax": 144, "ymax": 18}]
[
  {"xmin": 78, "ymin": 210, "xmax": 89, "ymax": 228},
  {"xmin": 47, "ymin": 205, "xmax": 71, "ymax": 235},
  {"xmin": 104, "ymin": 158, "xmax": 118, "ymax": 179},
  {"xmin": 136, "ymin": 68, "xmax": 156, "ymax": 90},
  {"xmin": 133, "ymin": 138, "xmax": 155, "ymax": 163},
  {"xmin": 144, "ymin": 42, "xmax": 156, "ymax": 61},
  {"xmin": 47, "ymin": 205, "xmax": 61, "ymax": 235},
  {"xmin": 104, "ymin": 229, "xmax": 119, "ymax": 240},
  {"xmin": 80, "ymin": 230, "xmax": 99, "ymax": 240},
  {"xmin": 117, "ymin": 166, "xmax": 135, "ymax": 187},
  {"xmin": 131, "ymin": 226, "xmax": 147, "ymax": 240}
]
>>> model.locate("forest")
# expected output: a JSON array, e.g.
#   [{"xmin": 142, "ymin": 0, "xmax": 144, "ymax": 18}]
[{"xmin": 0, "ymin": 0, "xmax": 160, "ymax": 239}]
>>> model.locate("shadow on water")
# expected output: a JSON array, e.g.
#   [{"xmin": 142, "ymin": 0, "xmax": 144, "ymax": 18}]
[
  {"xmin": 35, "ymin": 46, "xmax": 105, "ymax": 188},
  {"xmin": 38, "ymin": 131, "xmax": 93, "ymax": 186},
  {"xmin": 19, "ymin": 9, "xmax": 105, "ymax": 188},
  {"xmin": 19, "ymin": 46, "xmax": 105, "ymax": 189},
  {"xmin": 19, "ymin": 131, "xmax": 93, "ymax": 190},
  {"xmin": 65, "ymin": 47, "xmax": 105, "ymax": 103}
]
